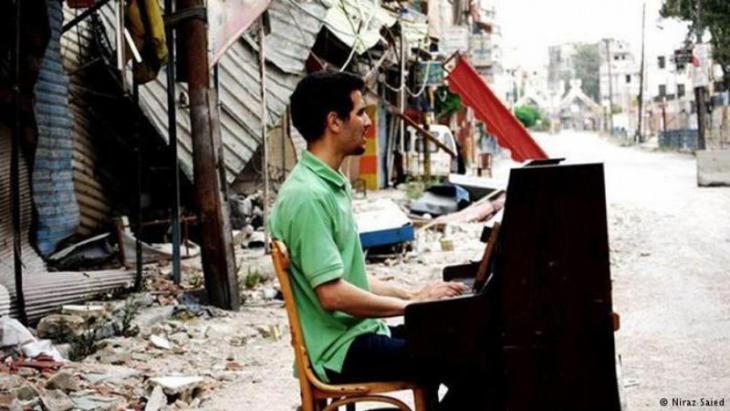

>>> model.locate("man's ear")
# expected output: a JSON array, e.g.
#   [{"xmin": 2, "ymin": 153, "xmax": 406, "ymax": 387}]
[{"xmin": 326, "ymin": 112, "xmax": 342, "ymax": 133}]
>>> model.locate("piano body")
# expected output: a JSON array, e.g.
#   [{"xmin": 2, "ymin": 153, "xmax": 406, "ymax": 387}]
[{"xmin": 405, "ymin": 163, "xmax": 621, "ymax": 411}]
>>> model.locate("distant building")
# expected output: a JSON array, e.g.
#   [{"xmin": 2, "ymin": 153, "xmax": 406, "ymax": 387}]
[
  {"xmin": 598, "ymin": 38, "xmax": 640, "ymax": 132},
  {"xmin": 644, "ymin": 46, "xmax": 696, "ymax": 134}
]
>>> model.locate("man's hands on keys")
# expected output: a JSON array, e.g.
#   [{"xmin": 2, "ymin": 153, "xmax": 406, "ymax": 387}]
[{"xmin": 411, "ymin": 281, "xmax": 469, "ymax": 302}]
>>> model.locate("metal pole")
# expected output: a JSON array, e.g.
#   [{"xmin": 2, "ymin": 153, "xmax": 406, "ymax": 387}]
[
  {"xmin": 259, "ymin": 17, "xmax": 270, "ymax": 254},
  {"xmin": 165, "ymin": 0, "xmax": 182, "ymax": 284},
  {"xmin": 695, "ymin": 0, "xmax": 707, "ymax": 150},
  {"xmin": 133, "ymin": 83, "xmax": 144, "ymax": 291},
  {"xmin": 604, "ymin": 39, "xmax": 614, "ymax": 134},
  {"xmin": 11, "ymin": 0, "xmax": 27, "ymax": 325},
  {"xmin": 636, "ymin": 2, "xmax": 646, "ymax": 144},
  {"xmin": 179, "ymin": 0, "xmax": 240, "ymax": 309},
  {"xmin": 399, "ymin": 33, "xmax": 408, "ymax": 179}
]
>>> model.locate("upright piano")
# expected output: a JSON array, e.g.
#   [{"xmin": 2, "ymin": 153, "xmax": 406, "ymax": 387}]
[{"xmin": 405, "ymin": 162, "xmax": 622, "ymax": 411}]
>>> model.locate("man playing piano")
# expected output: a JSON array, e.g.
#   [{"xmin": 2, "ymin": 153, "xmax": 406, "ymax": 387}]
[{"xmin": 269, "ymin": 71, "xmax": 470, "ymax": 409}]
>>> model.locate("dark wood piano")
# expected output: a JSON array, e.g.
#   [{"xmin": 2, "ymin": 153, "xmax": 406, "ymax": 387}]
[{"xmin": 405, "ymin": 162, "xmax": 622, "ymax": 411}]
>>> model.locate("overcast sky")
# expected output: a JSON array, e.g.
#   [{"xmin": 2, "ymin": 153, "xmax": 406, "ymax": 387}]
[{"xmin": 492, "ymin": 0, "xmax": 692, "ymax": 68}]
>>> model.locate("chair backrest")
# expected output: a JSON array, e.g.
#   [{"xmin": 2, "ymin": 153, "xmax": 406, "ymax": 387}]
[{"xmin": 271, "ymin": 240, "xmax": 318, "ymax": 408}]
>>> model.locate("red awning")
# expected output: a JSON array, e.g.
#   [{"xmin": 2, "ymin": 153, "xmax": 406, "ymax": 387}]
[{"xmin": 447, "ymin": 56, "xmax": 548, "ymax": 162}]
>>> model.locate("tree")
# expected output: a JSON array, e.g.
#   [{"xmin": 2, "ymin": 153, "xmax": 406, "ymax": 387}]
[
  {"xmin": 514, "ymin": 105, "xmax": 541, "ymax": 128},
  {"xmin": 661, "ymin": 0, "xmax": 730, "ymax": 91},
  {"xmin": 573, "ymin": 43, "xmax": 601, "ymax": 103}
]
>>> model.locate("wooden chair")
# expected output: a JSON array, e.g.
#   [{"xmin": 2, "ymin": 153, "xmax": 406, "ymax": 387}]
[{"xmin": 271, "ymin": 240, "xmax": 432, "ymax": 411}]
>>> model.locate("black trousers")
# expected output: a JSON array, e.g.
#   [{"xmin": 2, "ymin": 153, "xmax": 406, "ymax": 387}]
[{"xmin": 325, "ymin": 326, "xmax": 482, "ymax": 410}]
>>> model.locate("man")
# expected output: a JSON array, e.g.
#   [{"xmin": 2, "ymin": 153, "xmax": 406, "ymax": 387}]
[{"xmin": 269, "ymin": 71, "xmax": 466, "ymax": 392}]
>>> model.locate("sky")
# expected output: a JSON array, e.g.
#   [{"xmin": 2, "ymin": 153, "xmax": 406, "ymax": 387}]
[{"xmin": 491, "ymin": 0, "xmax": 692, "ymax": 69}]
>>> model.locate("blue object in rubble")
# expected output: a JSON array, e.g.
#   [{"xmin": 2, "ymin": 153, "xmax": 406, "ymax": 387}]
[{"xmin": 359, "ymin": 223, "xmax": 415, "ymax": 249}]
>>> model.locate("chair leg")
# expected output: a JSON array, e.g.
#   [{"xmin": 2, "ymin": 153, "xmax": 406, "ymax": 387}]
[
  {"xmin": 346, "ymin": 403, "xmax": 356, "ymax": 411},
  {"xmin": 315, "ymin": 399, "xmax": 329, "ymax": 411},
  {"xmin": 413, "ymin": 385, "xmax": 438, "ymax": 411}
]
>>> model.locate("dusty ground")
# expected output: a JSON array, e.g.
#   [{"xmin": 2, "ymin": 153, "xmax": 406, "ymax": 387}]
[{"xmin": 6, "ymin": 131, "xmax": 728, "ymax": 411}]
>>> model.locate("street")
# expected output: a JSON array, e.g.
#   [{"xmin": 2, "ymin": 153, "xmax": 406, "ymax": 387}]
[{"xmin": 209, "ymin": 131, "xmax": 730, "ymax": 410}]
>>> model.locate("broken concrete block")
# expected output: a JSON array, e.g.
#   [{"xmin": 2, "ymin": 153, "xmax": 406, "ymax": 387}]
[
  {"xmin": 0, "ymin": 375, "xmax": 24, "ymax": 392},
  {"xmin": 45, "ymin": 371, "xmax": 80, "ymax": 393},
  {"xmin": 70, "ymin": 393, "xmax": 119, "ymax": 411},
  {"xmin": 697, "ymin": 150, "xmax": 730, "ymax": 186},
  {"xmin": 83, "ymin": 365, "xmax": 141, "ymax": 385},
  {"xmin": 40, "ymin": 389, "xmax": 74, "ymax": 411},
  {"xmin": 12, "ymin": 383, "xmax": 40, "ymax": 401},
  {"xmin": 90, "ymin": 345, "xmax": 130, "ymax": 365},
  {"xmin": 36, "ymin": 314, "xmax": 86, "ymax": 340},
  {"xmin": 149, "ymin": 335, "xmax": 172, "ymax": 350},
  {"xmin": 144, "ymin": 385, "xmax": 166, "ymax": 411},
  {"xmin": 61, "ymin": 305, "xmax": 106, "ymax": 321},
  {"xmin": 149, "ymin": 376, "xmax": 203, "ymax": 397}
]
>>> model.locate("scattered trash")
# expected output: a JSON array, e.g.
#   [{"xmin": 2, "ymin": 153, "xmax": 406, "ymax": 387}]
[
  {"xmin": 229, "ymin": 192, "xmax": 264, "ymax": 230},
  {"xmin": 355, "ymin": 199, "xmax": 415, "ymax": 249},
  {"xmin": 410, "ymin": 184, "xmax": 470, "ymax": 217},
  {"xmin": 0, "ymin": 318, "xmax": 35, "ymax": 347},
  {"xmin": 447, "ymin": 173, "xmax": 504, "ymax": 201},
  {"xmin": 440, "ymin": 238, "xmax": 454, "ymax": 251},
  {"xmin": 21, "ymin": 341, "xmax": 66, "ymax": 363},
  {"xmin": 48, "ymin": 233, "xmax": 116, "ymax": 271}
]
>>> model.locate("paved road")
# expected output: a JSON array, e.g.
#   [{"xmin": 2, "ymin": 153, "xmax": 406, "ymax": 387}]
[{"xmin": 530, "ymin": 131, "xmax": 730, "ymax": 411}]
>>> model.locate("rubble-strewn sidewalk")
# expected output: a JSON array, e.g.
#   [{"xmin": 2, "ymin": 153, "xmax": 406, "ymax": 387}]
[{"xmin": 1, "ymin": 186, "xmax": 489, "ymax": 411}]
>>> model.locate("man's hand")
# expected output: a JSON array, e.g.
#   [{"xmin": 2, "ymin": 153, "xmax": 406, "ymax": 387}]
[{"xmin": 411, "ymin": 281, "xmax": 468, "ymax": 302}]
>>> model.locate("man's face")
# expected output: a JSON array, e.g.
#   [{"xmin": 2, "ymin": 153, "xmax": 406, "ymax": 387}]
[{"xmin": 338, "ymin": 90, "xmax": 372, "ymax": 156}]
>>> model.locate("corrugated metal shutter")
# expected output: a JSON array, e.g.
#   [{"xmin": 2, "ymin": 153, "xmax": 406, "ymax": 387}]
[
  {"xmin": 0, "ymin": 126, "xmax": 48, "ymax": 287},
  {"xmin": 96, "ymin": 0, "xmax": 326, "ymax": 184},
  {"xmin": 61, "ymin": 4, "xmax": 113, "ymax": 236},
  {"xmin": 32, "ymin": 0, "xmax": 80, "ymax": 256}
]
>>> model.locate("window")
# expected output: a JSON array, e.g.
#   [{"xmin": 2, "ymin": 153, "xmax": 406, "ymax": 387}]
[
  {"xmin": 677, "ymin": 84, "xmax": 685, "ymax": 98},
  {"xmin": 658, "ymin": 56, "xmax": 666, "ymax": 69},
  {"xmin": 659, "ymin": 84, "xmax": 667, "ymax": 97},
  {"xmin": 625, "ymin": 75, "xmax": 631, "ymax": 84}
]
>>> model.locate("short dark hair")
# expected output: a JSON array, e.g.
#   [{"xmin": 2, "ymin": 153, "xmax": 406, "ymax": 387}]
[{"xmin": 289, "ymin": 71, "xmax": 365, "ymax": 142}]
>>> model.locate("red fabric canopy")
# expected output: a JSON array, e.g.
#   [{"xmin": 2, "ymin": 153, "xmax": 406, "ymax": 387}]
[{"xmin": 447, "ymin": 56, "xmax": 548, "ymax": 162}]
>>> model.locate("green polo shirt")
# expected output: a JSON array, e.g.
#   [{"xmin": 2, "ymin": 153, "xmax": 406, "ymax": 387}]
[{"xmin": 269, "ymin": 150, "xmax": 390, "ymax": 382}]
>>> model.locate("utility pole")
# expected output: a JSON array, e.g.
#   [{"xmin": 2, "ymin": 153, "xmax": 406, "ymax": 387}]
[
  {"xmin": 399, "ymin": 32, "xmax": 408, "ymax": 180},
  {"xmin": 259, "ymin": 15, "xmax": 270, "ymax": 254},
  {"xmin": 11, "ymin": 0, "xmax": 27, "ymax": 325},
  {"xmin": 179, "ymin": 0, "xmax": 240, "ymax": 310},
  {"xmin": 636, "ymin": 2, "xmax": 646, "ymax": 144},
  {"xmin": 604, "ymin": 39, "xmax": 615, "ymax": 134},
  {"xmin": 694, "ymin": 0, "xmax": 707, "ymax": 150},
  {"xmin": 165, "ymin": 0, "xmax": 182, "ymax": 285}
]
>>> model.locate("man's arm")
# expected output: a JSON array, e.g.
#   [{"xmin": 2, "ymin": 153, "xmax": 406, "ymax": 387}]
[
  {"xmin": 317, "ymin": 277, "xmax": 469, "ymax": 318},
  {"xmin": 316, "ymin": 279, "xmax": 407, "ymax": 317},
  {"xmin": 369, "ymin": 275, "xmax": 413, "ymax": 300},
  {"xmin": 369, "ymin": 275, "xmax": 468, "ymax": 302}
]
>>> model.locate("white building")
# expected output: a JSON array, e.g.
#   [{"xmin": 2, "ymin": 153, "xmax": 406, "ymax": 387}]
[
  {"xmin": 644, "ymin": 46, "xmax": 696, "ymax": 133},
  {"xmin": 598, "ymin": 38, "xmax": 641, "ymax": 132}
]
